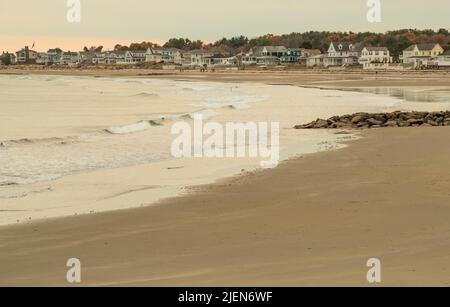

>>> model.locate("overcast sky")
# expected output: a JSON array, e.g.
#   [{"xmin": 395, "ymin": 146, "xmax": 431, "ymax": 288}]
[{"xmin": 1, "ymin": 0, "xmax": 449, "ymax": 51}]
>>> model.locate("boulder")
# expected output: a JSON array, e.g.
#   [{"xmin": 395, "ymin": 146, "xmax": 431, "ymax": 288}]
[
  {"xmin": 351, "ymin": 115, "xmax": 365, "ymax": 124},
  {"xmin": 367, "ymin": 118, "xmax": 384, "ymax": 126},
  {"xmin": 385, "ymin": 120, "xmax": 398, "ymax": 127},
  {"xmin": 314, "ymin": 119, "xmax": 329, "ymax": 128}
]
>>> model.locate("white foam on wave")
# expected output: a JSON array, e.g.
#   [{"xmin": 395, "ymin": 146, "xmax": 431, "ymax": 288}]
[
  {"xmin": 200, "ymin": 95, "xmax": 267, "ymax": 109},
  {"xmin": 106, "ymin": 121, "xmax": 153, "ymax": 134}
]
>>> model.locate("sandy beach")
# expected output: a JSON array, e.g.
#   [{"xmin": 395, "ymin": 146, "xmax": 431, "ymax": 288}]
[
  {"xmin": 1, "ymin": 126, "xmax": 450, "ymax": 286},
  {"xmin": 1, "ymin": 70, "xmax": 450, "ymax": 286}
]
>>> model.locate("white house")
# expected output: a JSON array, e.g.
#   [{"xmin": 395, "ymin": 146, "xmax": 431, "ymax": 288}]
[
  {"xmin": 92, "ymin": 52, "xmax": 126, "ymax": 65},
  {"xmin": 144, "ymin": 47, "xmax": 183, "ymax": 64},
  {"xmin": 359, "ymin": 47, "xmax": 392, "ymax": 69},
  {"xmin": 211, "ymin": 55, "xmax": 237, "ymax": 66},
  {"xmin": 325, "ymin": 42, "xmax": 363, "ymax": 67},
  {"xmin": 182, "ymin": 49, "xmax": 215, "ymax": 67},
  {"xmin": 36, "ymin": 48, "xmax": 63, "ymax": 65},
  {"xmin": 124, "ymin": 49, "xmax": 149, "ymax": 63},
  {"xmin": 426, "ymin": 50, "xmax": 450, "ymax": 68},
  {"xmin": 306, "ymin": 54, "xmax": 326, "ymax": 67},
  {"xmin": 145, "ymin": 48, "xmax": 163, "ymax": 63},
  {"xmin": 60, "ymin": 51, "xmax": 81, "ymax": 65}
]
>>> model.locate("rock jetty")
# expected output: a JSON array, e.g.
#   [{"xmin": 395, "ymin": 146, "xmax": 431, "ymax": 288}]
[{"xmin": 294, "ymin": 111, "xmax": 450, "ymax": 129}]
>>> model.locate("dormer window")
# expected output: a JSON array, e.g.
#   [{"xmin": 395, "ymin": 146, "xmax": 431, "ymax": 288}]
[
  {"xmin": 338, "ymin": 44, "xmax": 343, "ymax": 50},
  {"xmin": 349, "ymin": 44, "xmax": 353, "ymax": 50}
]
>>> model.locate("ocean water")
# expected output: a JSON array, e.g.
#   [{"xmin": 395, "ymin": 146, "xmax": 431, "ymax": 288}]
[
  {"xmin": 2, "ymin": 74, "xmax": 450, "ymax": 189},
  {"xmin": 0, "ymin": 74, "xmax": 267, "ymax": 186},
  {"xmin": 346, "ymin": 87, "xmax": 450, "ymax": 103}
]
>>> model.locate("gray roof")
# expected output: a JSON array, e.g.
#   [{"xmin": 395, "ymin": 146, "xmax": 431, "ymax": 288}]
[
  {"xmin": 405, "ymin": 43, "xmax": 440, "ymax": 51},
  {"xmin": 331, "ymin": 42, "xmax": 364, "ymax": 52}
]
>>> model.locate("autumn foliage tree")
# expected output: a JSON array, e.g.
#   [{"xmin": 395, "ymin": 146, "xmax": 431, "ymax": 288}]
[{"xmin": 119, "ymin": 29, "xmax": 450, "ymax": 56}]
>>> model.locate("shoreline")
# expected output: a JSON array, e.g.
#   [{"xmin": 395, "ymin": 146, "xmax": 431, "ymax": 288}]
[
  {"xmin": 2, "ymin": 127, "xmax": 450, "ymax": 286},
  {"xmin": 1, "ymin": 74, "xmax": 365, "ymax": 226},
  {"xmin": 3, "ymin": 68, "xmax": 450, "ymax": 88}
]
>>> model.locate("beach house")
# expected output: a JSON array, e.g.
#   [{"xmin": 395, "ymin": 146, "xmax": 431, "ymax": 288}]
[
  {"xmin": 15, "ymin": 46, "xmax": 38, "ymax": 63},
  {"xmin": 426, "ymin": 50, "xmax": 450, "ymax": 68},
  {"xmin": 402, "ymin": 43, "xmax": 444, "ymax": 67},
  {"xmin": 182, "ymin": 49, "xmax": 215, "ymax": 67},
  {"xmin": 359, "ymin": 47, "xmax": 392, "ymax": 69},
  {"xmin": 257, "ymin": 46, "xmax": 288, "ymax": 66},
  {"xmin": 92, "ymin": 52, "xmax": 120, "ymax": 64},
  {"xmin": 59, "ymin": 51, "xmax": 81, "ymax": 65},
  {"xmin": 145, "ymin": 48, "xmax": 163, "ymax": 63},
  {"xmin": 36, "ymin": 48, "xmax": 63, "ymax": 65},
  {"xmin": 211, "ymin": 54, "xmax": 237, "ymax": 67},
  {"xmin": 306, "ymin": 54, "xmax": 326, "ymax": 67},
  {"xmin": 124, "ymin": 49, "xmax": 149, "ymax": 63},
  {"xmin": 280, "ymin": 48, "xmax": 303, "ymax": 64},
  {"xmin": 324, "ymin": 42, "xmax": 363, "ymax": 67},
  {"xmin": 241, "ymin": 46, "xmax": 289, "ymax": 66}
]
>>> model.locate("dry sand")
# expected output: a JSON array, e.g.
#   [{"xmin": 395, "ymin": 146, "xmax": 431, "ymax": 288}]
[{"xmin": 1, "ymin": 127, "xmax": 450, "ymax": 286}]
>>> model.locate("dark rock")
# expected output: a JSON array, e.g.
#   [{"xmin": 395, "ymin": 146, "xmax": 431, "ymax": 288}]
[
  {"xmin": 367, "ymin": 118, "xmax": 384, "ymax": 126},
  {"xmin": 294, "ymin": 111, "xmax": 450, "ymax": 130},
  {"xmin": 314, "ymin": 119, "xmax": 329, "ymax": 128},
  {"xmin": 351, "ymin": 115, "xmax": 365, "ymax": 124},
  {"xmin": 385, "ymin": 120, "xmax": 398, "ymax": 127}
]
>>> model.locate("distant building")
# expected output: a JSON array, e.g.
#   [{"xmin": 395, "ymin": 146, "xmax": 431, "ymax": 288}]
[
  {"xmin": 280, "ymin": 48, "xmax": 303, "ymax": 64},
  {"xmin": 402, "ymin": 43, "xmax": 444, "ymax": 67},
  {"xmin": 146, "ymin": 48, "xmax": 183, "ymax": 64},
  {"xmin": 426, "ymin": 50, "xmax": 450, "ymax": 68},
  {"xmin": 15, "ymin": 46, "xmax": 38, "ymax": 63},
  {"xmin": 299, "ymin": 49, "xmax": 322, "ymax": 65},
  {"xmin": 324, "ymin": 42, "xmax": 363, "ymax": 67},
  {"xmin": 92, "ymin": 51, "xmax": 126, "ymax": 65},
  {"xmin": 60, "ymin": 51, "xmax": 81, "ymax": 65},
  {"xmin": 241, "ymin": 46, "xmax": 289, "ymax": 66},
  {"xmin": 211, "ymin": 54, "xmax": 237, "ymax": 67},
  {"xmin": 359, "ymin": 47, "xmax": 392, "ymax": 69},
  {"xmin": 36, "ymin": 48, "xmax": 63, "ymax": 65},
  {"xmin": 124, "ymin": 49, "xmax": 149, "ymax": 63},
  {"xmin": 182, "ymin": 49, "xmax": 215, "ymax": 67},
  {"xmin": 79, "ymin": 51, "xmax": 96, "ymax": 65},
  {"xmin": 306, "ymin": 54, "xmax": 326, "ymax": 67},
  {"xmin": 145, "ymin": 48, "xmax": 163, "ymax": 63}
]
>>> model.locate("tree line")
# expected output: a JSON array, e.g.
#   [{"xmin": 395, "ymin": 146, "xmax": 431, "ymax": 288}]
[{"xmin": 107, "ymin": 29, "xmax": 450, "ymax": 57}]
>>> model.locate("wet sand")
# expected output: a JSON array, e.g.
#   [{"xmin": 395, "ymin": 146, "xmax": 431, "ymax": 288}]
[{"xmin": 2, "ymin": 127, "xmax": 450, "ymax": 286}]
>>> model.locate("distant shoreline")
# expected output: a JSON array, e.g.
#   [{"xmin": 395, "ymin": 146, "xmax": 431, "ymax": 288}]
[{"xmin": 2, "ymin": 67, "xmax": 450, "ymax": 88}]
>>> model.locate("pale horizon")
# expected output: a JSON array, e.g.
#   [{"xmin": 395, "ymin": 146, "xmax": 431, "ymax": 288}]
[{"xmin": 1, "ymin": 0, "xmax": 449, "ymax": 52}]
